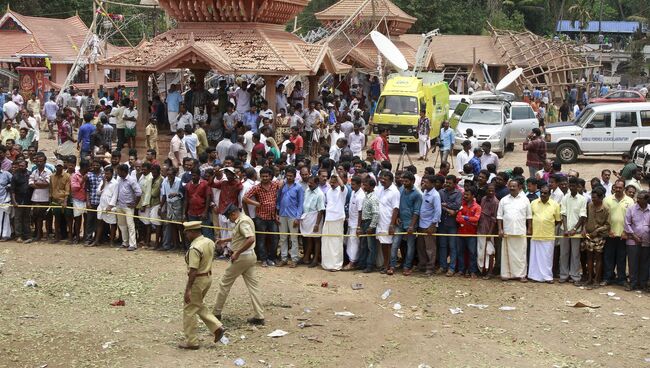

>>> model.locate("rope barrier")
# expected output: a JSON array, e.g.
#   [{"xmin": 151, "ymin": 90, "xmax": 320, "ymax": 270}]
[{"xmin": 1, "ymin": 203, "xmax": 585, "ymax": 240}]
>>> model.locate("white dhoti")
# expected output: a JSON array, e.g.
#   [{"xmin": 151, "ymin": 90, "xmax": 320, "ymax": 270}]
[
  {"xmin": 477, "ymin": 236, "xmax": 496, "ymax": 271},
  {"xmin": 168, "ymin": 111, "xmax": 178, "ymax": 132},
  {"xmin": 321, "ymin": 219, "xmax": 344, "ymax": 271},
  {"xmin": 527, "ymin": 239, "xmax": 554, "ymax": 282},
  {"xmin": 0, "ymin": 207, "xmax": 11, "ymax": 239},
  {"xmin": 346, "ymin": 226, "xmax": 359, "ymax": 262},
  {"xmin": 500, "ymin": 236, "xmax": 527, "ymax": 279},
  {"xmin": 418, "ymin": 135, "xmax": 430, "ymax": 158},
  {"xmin": 300, "ymin": 211, "xmax": 321, "ymax": 237},
  {"xmin": 376, "ymin": 219, "xmax": 393, "ymax": 244},
  {"xmin": 97, "ymin": 204, "xmax": 117, "ymax": 224}
]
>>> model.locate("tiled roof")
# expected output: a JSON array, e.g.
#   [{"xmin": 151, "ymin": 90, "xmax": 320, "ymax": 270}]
[
  {"xmin": 315, "ymin": 0, "xmax": 416, "ymax": 24},
  {"xmin": 99, "ymin": 23, "xmax": 350, "ymax": 75},
  {"xmin": 14, "ymin": 39, "xmax": 48, "ymax": 56},
  {"xmin": 336, "ymin": 37, "xmax": 422, "ymax": 71},
  {"xmin": 399, "ymin": 34, "xmax": 505, "ymax": 67},
  {"xmin": 0, "ymin": 10, "xmax": 123, "ymax": 64}
]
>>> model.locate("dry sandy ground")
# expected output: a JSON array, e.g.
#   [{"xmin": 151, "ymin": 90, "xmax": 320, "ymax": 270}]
[
  {"xmin": 1, "ymin": 242, "xmax": 650, "ymax": 368},
  {"xmin": 2, "ymin": 138, "xmax": 646, "ymax": 368}
]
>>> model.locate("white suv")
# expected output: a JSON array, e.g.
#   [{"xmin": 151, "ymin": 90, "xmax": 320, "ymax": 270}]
[
  {"xmin": 546, "ymin": 102, "xmax": 650, "ymax": 164},
  {"xmin": 454, "ymin": 99, "xmax": 539, "ymax": 157}
]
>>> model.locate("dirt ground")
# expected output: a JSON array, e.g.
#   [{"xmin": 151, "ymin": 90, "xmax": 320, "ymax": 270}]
[
  {"xmin": 1, "ymin": 139, "xmax": 648, "ymax": 368},
  {"xmin": 2, "ymin": 242, "xmax": 650, "ymax": 368}
]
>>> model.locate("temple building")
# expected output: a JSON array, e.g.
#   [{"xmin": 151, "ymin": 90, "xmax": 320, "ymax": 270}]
[{"xmin": 0, "ymin": 8, "xmax": 131, "ymax": 91}]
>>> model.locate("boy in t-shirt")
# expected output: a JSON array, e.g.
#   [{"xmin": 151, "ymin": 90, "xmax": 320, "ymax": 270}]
[{"xmin": 145, "ymin": 118, "xmax": 158, "ymax": 153}]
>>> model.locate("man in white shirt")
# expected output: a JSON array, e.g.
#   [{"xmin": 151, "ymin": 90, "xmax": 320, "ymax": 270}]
[
  {"xmin": 340, "ymin": 119, "xmax": 355, "ymax": 141},
  {"xmin": 276, "ymin": 84, "xmax": 288, "ymax": 113},
  {"xmin": 456, "ymin": 140, "xmax": 474, "ymax": 175},
  {"xmin": 216, "ymin": 132, "xmax": 233, "ymax": 163},
  {"xmin": 321, "ymin": 172, "xmax": 348, "ymax": 271},
  {"xmin": 479, "ymin": 141, "xmax": 499, "ymax": 170},
  {"xmin": 329, "ymin": 122, "xmax": 345, "ymax": 148},
  {"xmin": 497, "ymin": 179, "xmax": 532, "ymax": 282},
  {"xmin": 168, "ymin": 128, "xmax": 188, "ymax": 168},
  {"xmin": 231, "ymin": 81, "xmax": 251, "ymax": 115},
  {"xmin": 348, "ymin": 123, "xmax": 366, "ymax": 158},
  {"xmin": 11, "ymin": 88, "xmax": 24, "ymax": 108},
  {"xmin": 176, "ymin": 105, "xmax": 194, "ymax": 131},
  {"xmin": 376, "ymin": 170, "xmax": 400, "ymax": 274},
  {"xmin": 304, "ymin": 102, "xmax": 323, "ymax": 154},
  {"xmin": 600, "ymin": 169, "xmax": 613, "ymax": 197},
  {"xmin": 560, "ymin": 176, "xmax": 587, "ymax": 283},
  {"xmin": 329, "ymin": 138, "xmax": 346, "ymax": 164},
  {"xmin": 184, "ymin": 125, "xmax": 199, "ymax": 159},
  {"xmin": 344, "ymin": 176, "xmax": 365, "ymax": 270},
  {"xmin": 3, "ymin": 100, "xmax": 19, "ymax": 122}
]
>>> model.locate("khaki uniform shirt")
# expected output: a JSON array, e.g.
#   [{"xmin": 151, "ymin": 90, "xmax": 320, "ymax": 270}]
[
  {"xmin": 50, "ymin": 172, "xmax": 71, "ymax": 203},
  {"xmin": 185, "ymin": 235, "xmax": 215, "ymax": 273},
  {"xmin": 231, "ymin": 214, "xmax": 256, "ymax": 255}
]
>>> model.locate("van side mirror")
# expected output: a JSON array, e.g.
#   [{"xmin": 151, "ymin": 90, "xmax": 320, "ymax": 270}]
[
  {"xmin": 585, "ymin": 123, "xmax": 595, "ymax": 129},
  {"xmin": 505, "ymin": 118, "xmax": 512, "ymax": 124}
]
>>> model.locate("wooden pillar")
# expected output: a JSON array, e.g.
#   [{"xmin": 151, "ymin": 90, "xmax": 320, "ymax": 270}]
[
  {"xmin": 135, "ymin": 71, "xmax": 150, "ymax": 158},
  {"xmin": 308, "ymin": 75, "xmax": 319, "ymax": 104},
  {"xmin": 265, "ymin": 76, "xmax": 278, "ymax": 115},
  {"xmin": 120, "ymin": 68, "xmax": 127, "ymax": 83}
]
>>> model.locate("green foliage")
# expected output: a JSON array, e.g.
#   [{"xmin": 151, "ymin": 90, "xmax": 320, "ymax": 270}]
[
  {"xmin": 287, "ymin": 0, "xmax": 337, "ymax": 33},
  {"xmin": 0, "ymin": 0, "xmax": 165, "ymax": 47},
  {"xmin": 491, "ymin": 10, "xmax": 527, "ymax": 32},
  {"xmin": 2, "ymin": 0, "xmax": 648, "ymax": 43}
]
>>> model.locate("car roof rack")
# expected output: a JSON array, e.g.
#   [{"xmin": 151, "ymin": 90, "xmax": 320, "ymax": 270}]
[{"xmin": 470, "ymin": 91, "xmax": 515, "ymax": 103}]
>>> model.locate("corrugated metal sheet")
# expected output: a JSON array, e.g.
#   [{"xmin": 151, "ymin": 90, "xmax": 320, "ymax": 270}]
[{"xmin": 556, "ymin": 20, "xmax": 642, "ymax": 34}]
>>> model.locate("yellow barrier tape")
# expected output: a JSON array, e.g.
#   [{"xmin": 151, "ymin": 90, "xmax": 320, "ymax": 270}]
[{"xmin": 2, "ymin": 203, "xmax": 585, "ymax": 239}]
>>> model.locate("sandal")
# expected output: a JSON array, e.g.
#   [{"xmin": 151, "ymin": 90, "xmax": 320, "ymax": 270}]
[{"xmin": 387, "ymin": 268, "xmax": 394, "ymax": 275}]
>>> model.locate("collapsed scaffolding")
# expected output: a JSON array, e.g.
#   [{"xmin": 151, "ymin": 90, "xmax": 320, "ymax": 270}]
[{"xmin": 488, "ymin": 23, "xmax": 601, "ymax": 98}]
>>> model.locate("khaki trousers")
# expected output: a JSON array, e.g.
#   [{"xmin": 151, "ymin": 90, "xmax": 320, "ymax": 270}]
[
  {"xmin": 183, "ymin": 276, "xmax": 222, "ymax": 346},
  {"xmin": 213, "ymin": 253, "xmax": 264, "ymax": 319}
]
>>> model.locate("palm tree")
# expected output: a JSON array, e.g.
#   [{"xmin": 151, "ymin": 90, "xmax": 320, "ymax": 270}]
[{"xmin": 568, "ymin": 0, "xmax": 595, "ymax": 40}]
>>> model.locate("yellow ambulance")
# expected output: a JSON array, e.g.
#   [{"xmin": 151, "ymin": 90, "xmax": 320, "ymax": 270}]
[{"xmin": 371, "ymin": 75, "xmax": 450, "ymax": 144}]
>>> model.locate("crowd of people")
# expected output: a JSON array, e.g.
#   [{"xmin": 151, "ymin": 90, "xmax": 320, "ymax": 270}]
[{"xmin": 0, "ymin": 77, "xmax": 649, "ymax": 293}]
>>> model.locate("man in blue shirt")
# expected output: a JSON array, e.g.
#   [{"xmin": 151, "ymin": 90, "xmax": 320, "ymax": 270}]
[
  {"xmin": 599, "ymin": 84, "xmax": 609, "ymax": 97},
  {"xmin": 166, "ymin": 84, "xmax": 182, "ymax": 132},
  {"xmin": 439, "ymin": 174, "xmax": 462, "ymax": 275},
  {"xmin": 243, "ymin": 105, "xmax": 259, "ymax": 134},
  {"xmin": 77, "ymin": 112, "xmax": 96, "ymax": 159},
  {"xmin": 389, "ymin": 171, "xmax": 422, "ymax": 276},
  {"xmin": 277, "ymin": 166, "xmax": 304, "ymax": 267},
  {"xmin": 438, "ymin": 120, "xmax": 455, "ymax": 165},
  {"xmin": 0, "ymin": 87, "xmax": 5, "ymax": 118},
  {"xmin": 417, "ymin": 175, "xmax": 442, "ymax": 275}
]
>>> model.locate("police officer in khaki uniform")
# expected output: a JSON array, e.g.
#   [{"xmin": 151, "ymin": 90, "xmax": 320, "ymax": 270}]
[
  {"xmin": 179, "ymin": 221, "xmax": 225, "ymax": 350},
  {"xmin": 213, "ymin": 204, "xmax": 265, "ymax": 325}
]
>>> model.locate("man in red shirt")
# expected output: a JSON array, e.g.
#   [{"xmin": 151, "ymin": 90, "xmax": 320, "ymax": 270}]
[
  {"xmin": 370, "ymin": 127, "xmax": 389, "ymax": 162},
  {"xmin": 250, "ymin": 133, "xmax": 266, "ymax": 167},
  {"xmin": 456, "ymin": 186, "xmax": 482, "ymax": 278},
  {"xmin": 244, "ymin": 167, "xmax": 280, "ymax": 266},
  {"xmin": 184, "ymin": 168, "xmax": 212, "ymax": 238},
  {"xmin": 523, "ymin": 128, "xmax": 547, "ymax": 178},
  {"xmin": 211, "ymin": 167, "xmax": 243, "ymax": 247},
  {"xmin": 289, "ymin": 126, "xmax": 303, "ymax": 155}
]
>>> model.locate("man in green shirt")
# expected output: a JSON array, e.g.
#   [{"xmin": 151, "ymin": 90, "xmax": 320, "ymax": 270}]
[{"xmin": 615, "ymin": 152, "xmax": 637, "ymax": 181}]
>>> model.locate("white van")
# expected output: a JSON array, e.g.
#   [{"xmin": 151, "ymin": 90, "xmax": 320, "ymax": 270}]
[
  {"xmin": 453, "ymin": 98, "xmax": 539, "ymax": 157},
  {"xmin": 546, "ymin": 102, "xmax": 650, "ymax": 164}
]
